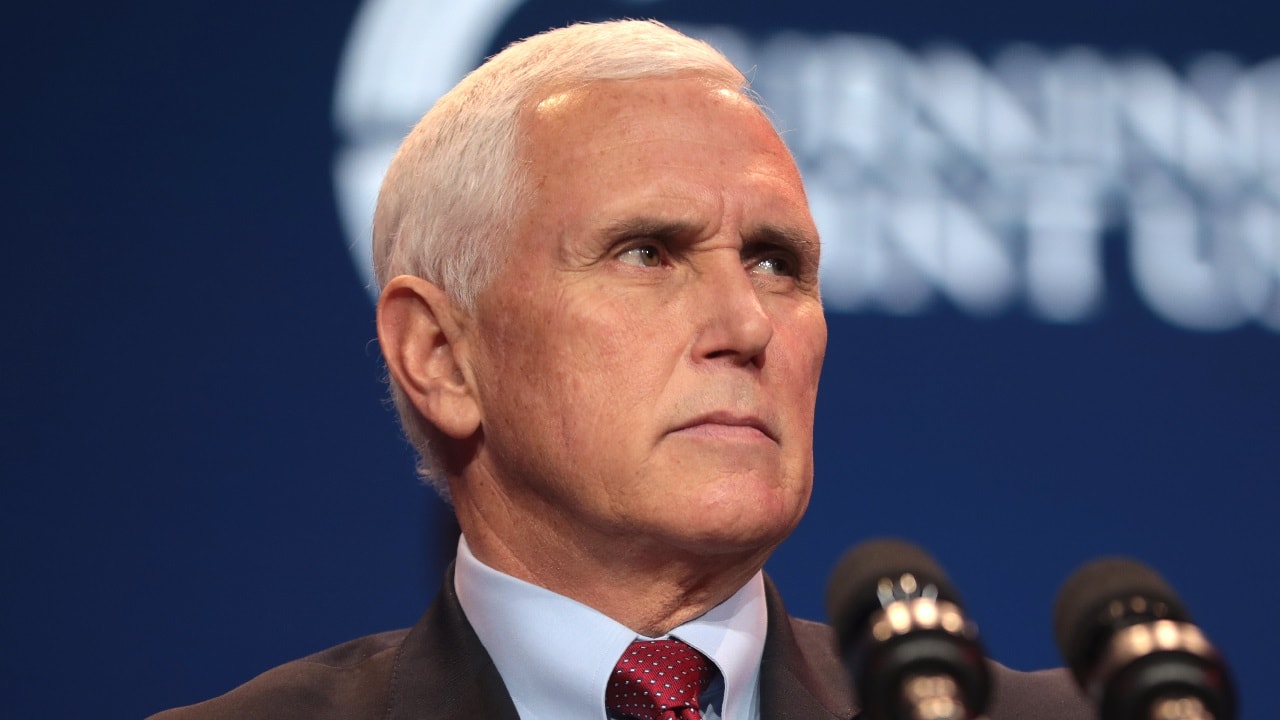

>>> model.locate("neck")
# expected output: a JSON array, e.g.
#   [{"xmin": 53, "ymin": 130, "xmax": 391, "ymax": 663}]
[{"xmin": 451, "ymin": 470, "xmax": 772, "ymax": 636}]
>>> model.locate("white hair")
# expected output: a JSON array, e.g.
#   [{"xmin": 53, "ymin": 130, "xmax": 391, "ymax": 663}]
[{"xmin": 372, "ymin": 19, "xmax": 750, "ymax": 499}]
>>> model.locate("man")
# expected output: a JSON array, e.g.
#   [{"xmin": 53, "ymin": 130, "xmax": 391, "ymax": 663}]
[{"xmin": 154, "ymin": 20, "xmax": 1089, "ymax": 720}]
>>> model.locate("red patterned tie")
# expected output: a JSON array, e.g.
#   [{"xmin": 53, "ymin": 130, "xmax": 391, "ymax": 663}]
[{"xmin": 606, "ymin": 639, "xmax": 715, "ymax": 720}]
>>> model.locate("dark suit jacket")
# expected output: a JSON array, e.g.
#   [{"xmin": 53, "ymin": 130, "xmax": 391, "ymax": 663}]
[{"xmin": 151, "ymin": 570, "xmax": 1091, "ymax": 720}]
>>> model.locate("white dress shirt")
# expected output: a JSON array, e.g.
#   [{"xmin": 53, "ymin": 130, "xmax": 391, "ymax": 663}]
[{"xmin": 454, "ymin": 536, "xmax": 767, "ymax": 720}]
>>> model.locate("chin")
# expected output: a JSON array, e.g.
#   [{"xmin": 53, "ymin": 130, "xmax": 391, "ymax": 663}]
[{"xmin": 675, "ymin": 489, "xmax": 809, "ymax": 557}]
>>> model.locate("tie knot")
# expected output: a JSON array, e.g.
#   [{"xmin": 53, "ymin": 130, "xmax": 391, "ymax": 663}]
[{"xmin": 606, "ymin": 639, "xmax": 715, "ymax": 720}]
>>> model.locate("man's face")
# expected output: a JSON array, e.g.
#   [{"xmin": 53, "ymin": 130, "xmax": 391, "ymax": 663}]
[{"xmin": 463, "ymin": 76, "xmax": 827, "ymax": 563}]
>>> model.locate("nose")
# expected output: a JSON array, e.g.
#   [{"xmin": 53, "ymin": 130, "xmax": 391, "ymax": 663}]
[{"xmin": 690, "ymin": 255, "xmax": 774, "ymax": 366}]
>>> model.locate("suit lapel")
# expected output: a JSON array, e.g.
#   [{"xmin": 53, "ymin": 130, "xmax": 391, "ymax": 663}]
[
  {"xmin": 385, "ymin": 565, "xmax": 521, "ymax": 720},
  {"xmin": 383, "ymin": 567, "xmax": 856, "ymax": 720},
  {"xmin": 758, "ymin": 576, "xmax": 859, "ymax": 720}
]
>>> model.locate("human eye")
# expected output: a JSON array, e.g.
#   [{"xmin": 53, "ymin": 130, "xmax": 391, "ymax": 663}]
[
  {"xmin": 751, "ymin": 253, "xmax": 795, "ymax": 277},
  {"xmin": 746, "ymin": 243, "xmax": 805, "ymax": 280},
  {"xmin": 617, "ymin": 244, "xmax": 664, "ymax": 268},
  {"xmin": 744, "ymin": 226, "xmax": 819, "ymax": 287}
]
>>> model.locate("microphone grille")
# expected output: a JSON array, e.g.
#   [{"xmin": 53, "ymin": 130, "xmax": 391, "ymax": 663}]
[
  {"xmin": 825, "ymin": 538, "xmax": 960, "ymax": 644},
  {"xmin": 1053, "ymin": 556, "xmax": 1190, "ymax": 674}
]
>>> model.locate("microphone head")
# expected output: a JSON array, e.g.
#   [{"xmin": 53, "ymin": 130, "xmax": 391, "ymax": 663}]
[
  {"xmin": 825, "ymin": 538, "xmax": 962, "ymax": 647},
  {"xmin": 1053, "ymin": 556, "xmax": 1191, "ymax": 679}
]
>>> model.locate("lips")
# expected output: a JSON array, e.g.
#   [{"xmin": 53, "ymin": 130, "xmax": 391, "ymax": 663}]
[{"xmin": 670, "ymin": 411, "xmax": 777, "ymax": 442}]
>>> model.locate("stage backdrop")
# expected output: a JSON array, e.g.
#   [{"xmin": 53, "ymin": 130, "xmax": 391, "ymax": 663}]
[{"xmin": 4, "ymin": 0, "xmax": 1277, "ymax": 718}]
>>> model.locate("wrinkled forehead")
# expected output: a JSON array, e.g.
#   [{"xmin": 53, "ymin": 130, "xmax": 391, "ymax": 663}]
[
  {"xmin": 515, "ymin": 76, "xmax": 793, "ymax": 179},
  {"xmin": 495, "ymin": 76, "xmax": 816, "ymax": 271}
]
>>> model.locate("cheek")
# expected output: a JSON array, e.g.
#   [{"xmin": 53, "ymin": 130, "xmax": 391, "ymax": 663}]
[
  {"xmin": 563, "ymin": 289, "xmax": 674, "ymax": 372},
  {"xmin": 500, "ymin": 295, "xmax": 665, "ymax": 432},
  {"xmin": 774, "ymin": 317, "xmax": 827, "ymax": 391},
  {"xmin": 791, "ymin": 305, "xmax": 828, "ymax": 387}
]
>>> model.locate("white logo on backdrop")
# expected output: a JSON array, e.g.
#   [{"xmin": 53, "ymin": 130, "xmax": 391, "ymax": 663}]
[{"xmin": 333, "ymin": 3, "xmax": 1280, "ymax": 332}]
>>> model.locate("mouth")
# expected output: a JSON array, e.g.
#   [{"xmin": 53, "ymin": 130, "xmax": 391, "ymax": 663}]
[{"xmin": 670, "ymin": 411, "xmax": 777, "ymax": 443}]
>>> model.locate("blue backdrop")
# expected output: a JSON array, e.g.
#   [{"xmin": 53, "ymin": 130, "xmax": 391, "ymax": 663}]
[{"xmin": 4, "ymin": 1, "xmax": 1277, "ymax": 718}]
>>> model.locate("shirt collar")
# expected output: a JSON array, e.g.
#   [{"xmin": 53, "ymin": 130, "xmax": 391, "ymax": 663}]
[{"xmin": 453, "ymin": 536, "xmax": 767, "ymax": 720}]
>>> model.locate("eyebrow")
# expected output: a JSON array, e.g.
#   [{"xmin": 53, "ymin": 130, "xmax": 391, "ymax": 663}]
[
  {"xmin": 600, "ymin": 216, "xmax": 698, "ymax": 244},
  {"xmin": 745, "ymin": 224, "xmax": 820, "ymax": 260},
  {"xmin": 601, "ymin": 216, "xmax": 819, "ymax": 257}
]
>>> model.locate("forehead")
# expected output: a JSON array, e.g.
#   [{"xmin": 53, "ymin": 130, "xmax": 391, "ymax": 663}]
[
  {"xmin": 514, "ymin": 76, "xmax": 813, "ymax": 238},
  {"xmin": 522, "ymin": 76, "xmax": 789, "ymax": 165}
]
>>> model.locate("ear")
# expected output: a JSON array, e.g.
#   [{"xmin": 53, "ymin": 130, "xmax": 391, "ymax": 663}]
[{"xmin": 376, "ymin": 275, "xmax": 481, "ymax": 440}]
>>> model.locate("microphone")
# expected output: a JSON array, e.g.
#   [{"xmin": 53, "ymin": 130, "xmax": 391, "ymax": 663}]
[
  {"xmin": 826, "ymin": 538, "xmax": 991, "ymax": 720},
  {"xmin": 1054, "ymin": 557, "xmax": 1236, "ymax": 720}
]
